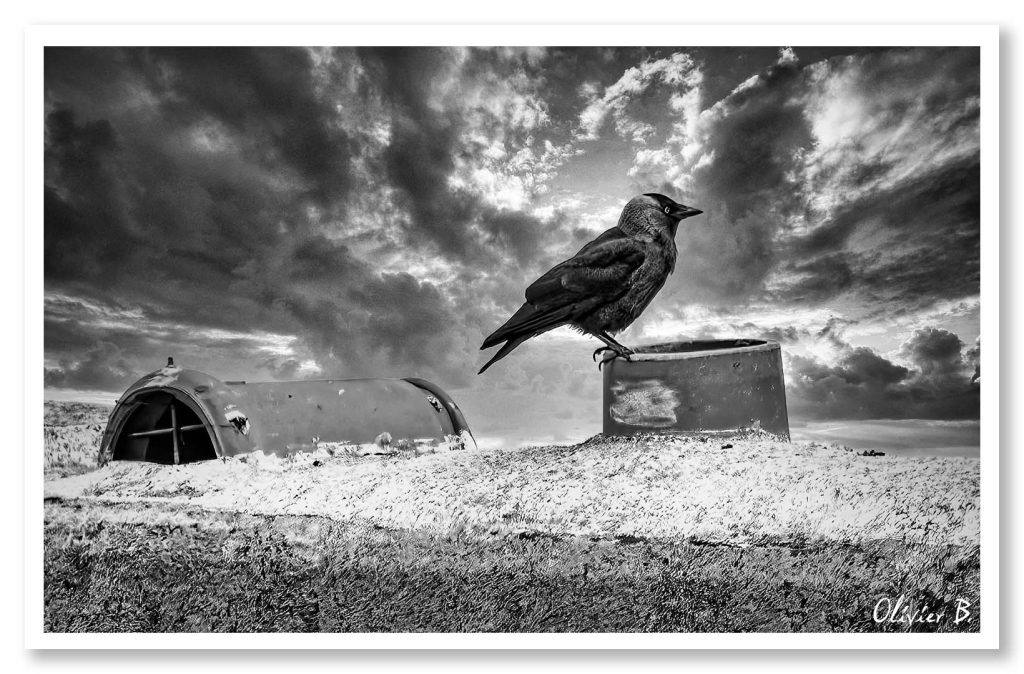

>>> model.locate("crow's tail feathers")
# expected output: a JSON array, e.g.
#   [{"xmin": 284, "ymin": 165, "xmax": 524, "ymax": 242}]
[
  {"xmin": 477, "ymin": 334, "xmax": 530, "ymax": 374},
  {"xmin": 481, "ymin": 303, "xmax": 536, "ymax": 349},
  {"xmin": 478, "ymin": 302, "xmax": 573, "ymax": 374}
]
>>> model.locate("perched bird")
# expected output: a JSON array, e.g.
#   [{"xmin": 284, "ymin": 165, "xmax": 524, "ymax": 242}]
[{"xmin": 478, "ymin": 193, "xmax": 703, "ymax": 374}]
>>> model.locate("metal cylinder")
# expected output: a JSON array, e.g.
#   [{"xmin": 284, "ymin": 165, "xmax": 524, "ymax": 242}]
[
  {"xmin": 99, "ymin": 364, "xmax": 477, "ymax": 464},
  {"xmin": 601, "ymin": 339, "xmax": 790, "ymax": 439}
]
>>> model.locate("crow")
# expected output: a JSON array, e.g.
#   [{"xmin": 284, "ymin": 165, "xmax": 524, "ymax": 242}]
[{"xmin": 478, "ymin": 193, "xmax": 703, "ymax": 374}]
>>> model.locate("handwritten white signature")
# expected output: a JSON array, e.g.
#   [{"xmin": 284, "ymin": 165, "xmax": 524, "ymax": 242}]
[{"xmin": 873, "ymin": 595, "xmax": 972, "ymax": 626}]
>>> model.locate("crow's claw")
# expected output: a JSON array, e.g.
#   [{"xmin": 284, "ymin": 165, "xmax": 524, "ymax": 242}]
[{"xmin": 593, "ymin": 346, "xmax": 634, "ymax": 370}]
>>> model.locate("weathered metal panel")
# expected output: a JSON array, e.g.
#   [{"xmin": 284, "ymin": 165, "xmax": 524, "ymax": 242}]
[
  {"xmin": 99, "ymin": 362, "xmax": 476, "ymax": 465},
  {"xmin": 601, "ymin": 339, "xmax": 790, "ymax": 439},
  {"xmin": 231, "ymin": 378, "xmax": 459, "ymax": 454}
]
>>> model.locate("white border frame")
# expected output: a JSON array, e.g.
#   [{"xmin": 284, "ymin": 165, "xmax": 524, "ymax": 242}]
[{"xmin": 24, "ymin": 24, "xmax": 1000, "ymax": 650}]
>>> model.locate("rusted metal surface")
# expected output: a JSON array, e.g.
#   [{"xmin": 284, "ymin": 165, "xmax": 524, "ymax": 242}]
[
  {"xmin": 230, "ymin": 378, "xmax": 468, "ymax": 455},
  {"xmin": 602, "ymin": 339, "xmax": 790, "ymax": 439},
  {"xmin": 99, "ymin": 363, "xmax": 477, "ymax": 465}
]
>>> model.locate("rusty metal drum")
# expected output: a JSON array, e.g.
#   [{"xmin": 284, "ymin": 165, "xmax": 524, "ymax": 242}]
[{"xmin": 601, "ymin": 339, "xmax": 790, "ymax": 439}]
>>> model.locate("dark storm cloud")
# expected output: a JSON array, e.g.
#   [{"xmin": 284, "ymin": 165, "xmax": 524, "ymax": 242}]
[
  {"xmin": 817, "ymin": 316, "xmax": 859, "ymax": 350},
  {"xmin": 44, "ymin": 294, "xmax": 312, "ymax": 386},
  {"xmin": 225, "ymin": 236, "xmax": 470, "ymax": 384},
  {"xmin": 136, "ymin": 47, "xmax": 357, "ymax": 206},
  {"xmin": 778, "ymin": 49, "xmax": 979, "ymax": 310},
  {"xmin": 669, "ymin": 55, "xmax": 813, "ymax": 303},
  {"xmin": 353, "ymin": 272, "xmax": 465, "ymax": 369},
  {"xmin": 899, "ymin": 327, "xmax": 970, "ymax": 377},
  {"xmin": 44, "ymin": 341, "xmax": 135, "ymax": 391},
  {"xmin": 690, "ymin": 47, "xmax": 893, "ymax": 104},
  {"xmin": 694, "ymin": 59, "xmax": 811, "ymax": 216},
  {"xmin": 477, "ymin": 208, "xmax": 550, "ymax": 263},
  {"xmin": 357, "ymin": 48, "xmax": 560, "ymax": 269},
  {"xmin": 785, "ymin": 326, "xmax": 979, "ymax": 420},
  {"xmin": 777, "ymin": 253, "xmax": 856, "ymax": 303},
  {"xmin": 533, "ymin": 47, "xmax": 651, "ymax": 123},
  {"xmin": 839, "ymin": 347, "xmax": 910, "ymax": 386},
  {"xmin": 964, "ymin": 338, "xmax": 981, "ymax": 383},
  {"xmin": 776, "ymin": 157, "xmax": 980, "ymax": 309},
  {"xmin": 651, "ymin": 47, "xmax": 980, "ymax": 320},
  {"xmin": 45, "ymin": 101, "xmax": 295, "ymax": 332},
  {"xmin": 43, "ymin": 107, "xmax": 139, "ymax": 287},
  {"xmin": 44, "ymin": 47, "xmax": 485, "ymax": 389},
  {"xmin": 735, "ymin": 323, "xmax": 803, "ymax": 344},
  {"xmin": 44, "ymin": 307, "xmax": 148, "ymax": 357},
  {"xmin": 361, "ymin": 48, "xmax": 483, "ymax": 261},
  {"xmin": 44, "ymin": 49, "xmax": 334, "ymax": 306}
]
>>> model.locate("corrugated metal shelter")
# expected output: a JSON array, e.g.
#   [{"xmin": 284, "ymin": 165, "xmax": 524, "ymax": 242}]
[{"xmin": 98, "ymin": 361, "xmax": 476, "ymax": 465}]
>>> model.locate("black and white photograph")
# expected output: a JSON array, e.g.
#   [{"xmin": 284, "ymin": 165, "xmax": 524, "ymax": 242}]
[{"xmin": 30, "ymin": 25, "xmax": 998, "ymax": 645}]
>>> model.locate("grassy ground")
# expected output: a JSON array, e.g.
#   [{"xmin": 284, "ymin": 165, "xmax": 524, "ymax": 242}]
[
  {"xmin": 44, "ymin": 500, "xmax": 979, "ymax": 633},
  {"xmin": 41, "ymin": 400, "xmax": 982, "ymax": 633},
  {"xmin": 43, "ymin": 401, "xmax": 111, "ymax": 479},
  {"xmin": 44, "ymin": 401, "xmax": 112, "ymax": 426}
]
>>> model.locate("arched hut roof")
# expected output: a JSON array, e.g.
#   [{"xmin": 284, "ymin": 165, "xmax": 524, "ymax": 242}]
[{"xmin": 99, "ymin": 361, "xmax": 475, "ymax": 465}]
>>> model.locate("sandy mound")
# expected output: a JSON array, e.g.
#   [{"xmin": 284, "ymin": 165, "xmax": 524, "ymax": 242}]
[{"xmin": 44, "ymin": 434, "xmax": 979, "ymax": 546}]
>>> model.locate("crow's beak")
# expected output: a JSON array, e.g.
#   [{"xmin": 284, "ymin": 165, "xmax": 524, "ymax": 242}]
[{"xmin": 672, "ymin": 204, "xmax": 703, "ymax": 220}]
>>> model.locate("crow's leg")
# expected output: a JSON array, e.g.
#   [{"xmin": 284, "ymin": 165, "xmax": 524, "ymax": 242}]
[
  {"xmin": 592, "ymin": 331, "xmax": 634, "ymax": 357},
  {"xmin": 592, "ymin": 332, "xmax": 634, "ymax": 369},
  {"xmin": 598, "ymin": 331, "xmax": 634, "ymax": 354}
]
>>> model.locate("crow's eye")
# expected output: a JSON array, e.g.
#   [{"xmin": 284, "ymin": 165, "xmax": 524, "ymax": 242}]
[{"xmin": 663, "ymin": 206, "xmax": 671, "ymax": 214}]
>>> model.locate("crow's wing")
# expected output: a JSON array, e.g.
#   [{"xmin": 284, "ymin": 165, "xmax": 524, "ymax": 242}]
[
  {"xmin": 481, "ymin": 228, "xmax": 645, "ymax": 350},
  {"xmin": 525, "ymin": 228, "xmax": 645, "ymax": 307}
]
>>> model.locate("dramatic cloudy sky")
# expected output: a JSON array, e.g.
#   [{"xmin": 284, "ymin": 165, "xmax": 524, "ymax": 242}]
[{"xmin": 42, "ymin": 46, "xmax": 982, "ymax": 450}]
